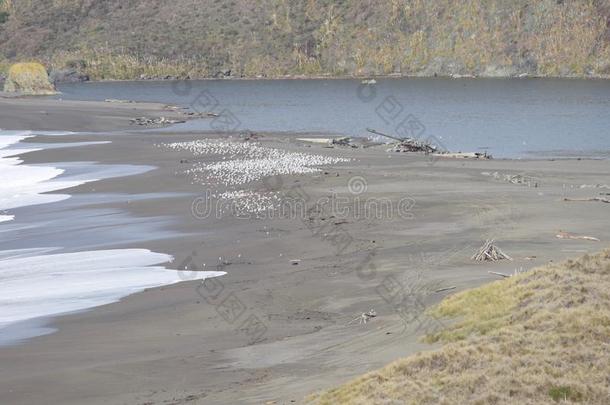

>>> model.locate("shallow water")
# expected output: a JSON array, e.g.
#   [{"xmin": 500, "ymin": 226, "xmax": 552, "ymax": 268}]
[{"xmin": 56, "ymin": 78, "xmax": 610, "ymax": 158}]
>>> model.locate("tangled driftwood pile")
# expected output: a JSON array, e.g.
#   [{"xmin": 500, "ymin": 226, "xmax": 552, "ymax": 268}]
[
  {"xmin": 367, "ymin": 128, "xmax": 491, "ymax": 159},
  {"xmin": 130, "ymin": 117, "xmax": 186, "ymax": 126},
  {"xmin": 471, "ymin": 239, "xmax": 512, "ymax": 262},
  {"xmin": 389, "ymin": 138, "xmax": 438, "ymax": 153},
  {"xmin": 348, "ymin": 309, "xmax": 377, "ymax": 325},
  {"xmin": 482, "ymin": 171, "xmax": 539, "ymax": 187},
  {"xmin": 367, "ymin": 128, "xmax": 438, "ymax": 153}
]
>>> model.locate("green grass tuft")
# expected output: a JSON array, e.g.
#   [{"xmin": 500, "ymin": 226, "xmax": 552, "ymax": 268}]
[{"xmin": 548, "ymin": 386, "xmax": 583, "ymax": 402}]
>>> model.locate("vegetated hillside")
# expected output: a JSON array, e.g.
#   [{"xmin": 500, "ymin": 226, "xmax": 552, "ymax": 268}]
[
  {"xmin": 1, "ymin": 0, "xmax": 610, "ymax": 79},
  {"xmin": 311, "ymin": 248, "xmax": 610, "ymax": 404}
]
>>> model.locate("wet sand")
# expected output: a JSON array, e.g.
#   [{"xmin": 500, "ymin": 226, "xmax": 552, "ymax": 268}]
[
  {"xmin": 1, "ymin": 99, "xmax": 609, "ymax": 404},
  {"xmin": 0, "ymin": 97, "xmax": 187, "ymax": 132}
]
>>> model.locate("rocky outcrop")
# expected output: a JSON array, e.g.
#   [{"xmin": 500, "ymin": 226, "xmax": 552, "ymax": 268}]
[
  {"xmin": 49, "ymin": 69, "xmax": 89, "ymax": 84},
  {"xmin": 3, "ymin": 62, "xmax": 57, "ymax": 95}
]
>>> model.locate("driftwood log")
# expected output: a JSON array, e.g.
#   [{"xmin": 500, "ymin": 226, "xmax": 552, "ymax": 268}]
[
  {"xmin": 556, "ymin": 231, "xmax": 600, "ymax": 242},
  {"xmin": 367, "ymin": 128, "xmax": 437, "ymax": 154},
  {"xmin": 434, "ymin": 286, "xmax": 457, "ymax": 293},
  {"xmin": 488, "ymin": 271, "xmax": 510, "ymax": 278},
  {"xmin": 564, "ymin": 197, "xmax": 610, "ymax": 204}
]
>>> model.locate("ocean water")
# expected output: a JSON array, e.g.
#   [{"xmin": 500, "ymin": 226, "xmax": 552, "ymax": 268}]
[
  {"xmin": 55, "ymin": 78, "xmax": 610, "ymax": 158},
  {"xmin": 0, "ymin": 131, "xmax": 225, "ymax": 345}
]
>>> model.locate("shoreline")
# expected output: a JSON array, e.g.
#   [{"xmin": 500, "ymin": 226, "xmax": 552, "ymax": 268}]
[
  {"xmin": 5, "ymin": 71, "xmax": 610, "ymax": 86},
  {"xmin": 0, "ymin": 97, "xmax": 191, "ymax": 132},
  {"xmin": 50, "ymin": 73, "xmax": 610, "ymax": 85},
  {"xmin": 2, "ymin": 96, "xmax": 607, "ymax": 162},
  {"xmin": 1, "ymin": 98, "xmax": 610, "ymax": 404}
]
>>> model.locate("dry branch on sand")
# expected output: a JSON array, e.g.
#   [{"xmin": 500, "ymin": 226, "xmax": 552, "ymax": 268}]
[
  {"xmin": 564, "ymin": 196, "xmax": 610, "ymax": 204},
  {"xmin": 434, "ymin": 286, "xmax": 457, "ymax": 293},
  {"xmin": 488, "ymin": 267, "xmax": 528, "ymax": 279},
  {"xmin": 556, "ymin": 231, "xmax": 600, "ymax": 242},
  {"xmin": 488, "ymin": 271, "xmax": 510, "ymax": 278},
  {"xmin": 471, "ymin": 239, "xmax": 512, "ymax": 262}
]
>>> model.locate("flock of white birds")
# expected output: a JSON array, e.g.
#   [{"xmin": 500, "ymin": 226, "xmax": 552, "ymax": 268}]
[
  {"xmin": 162, "ymin": 139, "xmax": 349, "ymax": 215},
  {"xmin": 214, "ymin": 190, "xmax": 281, "ymax": 216}
]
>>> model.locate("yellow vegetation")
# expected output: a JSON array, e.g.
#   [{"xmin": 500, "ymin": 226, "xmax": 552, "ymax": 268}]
[
  {"xmin": 4, "ymin": 0, "xmax": 610, "ymax": 79},
  {"xmin": 312, "ymin": 0, "xmax": 610, "ymax": 77},
  {"xmin": 311, "ymin": 248, "xmax": 610, "ymax": 404},
  {"xmin": 3, "ymin": 62, "xmax": 56, "ymax": 95},
  {"xmin": 49, "ymin": 49, "xmax": 207, "ymax": 81}
]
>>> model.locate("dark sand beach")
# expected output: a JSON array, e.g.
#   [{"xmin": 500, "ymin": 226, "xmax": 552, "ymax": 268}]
[
  {"xmin": 0, "ymin": 98, "xmax": 609, "ymax": 404},
  {"xmin": 0, "ymin": 96, "xmax": 187, "ymax": 132}
]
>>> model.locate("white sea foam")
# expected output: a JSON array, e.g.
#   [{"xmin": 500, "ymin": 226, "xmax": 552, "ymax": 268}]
[
  {"xmin": 0, "ymin": 131, "xmax": 70, "ymax": 221},
  {"xmin": 0, "ymin": 248, "xmax": 225, "ymax": 332},
  {"xmin": 0, "ymin": 131, "xmax": 226, "ymax": 344},
  {"xmin": 0, "ymin": 132, "xmax": 119, "ymax": 222},
  {"xmin": 0, "ymin": 215, "xmax": 14, "ymax": 223}
]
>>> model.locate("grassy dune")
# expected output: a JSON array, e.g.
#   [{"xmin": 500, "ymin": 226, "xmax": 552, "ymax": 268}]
[
  {"xmin": 311, "ymin": 249, "xmax": 610, "ymax": 404},
  {"xmin": 1, "ymin": 0, "xmax": 610, "ymax": 79}
]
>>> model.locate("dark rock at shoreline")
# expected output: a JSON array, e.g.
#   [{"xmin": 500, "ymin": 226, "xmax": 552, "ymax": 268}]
[
  {"xmin": 50, "ymin": 69, "xmax": 89, "ymax": 84},
  {"xmin": 214, "ymin": 69, "xmax": 232, "ymax": 78},
  {"xmin": 139, "ymin": 74, "xmax": 179, "ymax": 80}
]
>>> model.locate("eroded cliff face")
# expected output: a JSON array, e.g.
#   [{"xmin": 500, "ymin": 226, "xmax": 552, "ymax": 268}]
[{"xmin": 1, "ymin": 0, "xmax": 609, "ymax": 79}]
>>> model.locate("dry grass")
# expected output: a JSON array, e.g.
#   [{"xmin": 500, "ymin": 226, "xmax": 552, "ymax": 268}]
[
  {"xmin": 311, "ymin": 249, "xmax": 610, "ymax": 404},
  {"xmin": 49, "ymin": 49, "xmax": 208, "ymax": 81}
]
